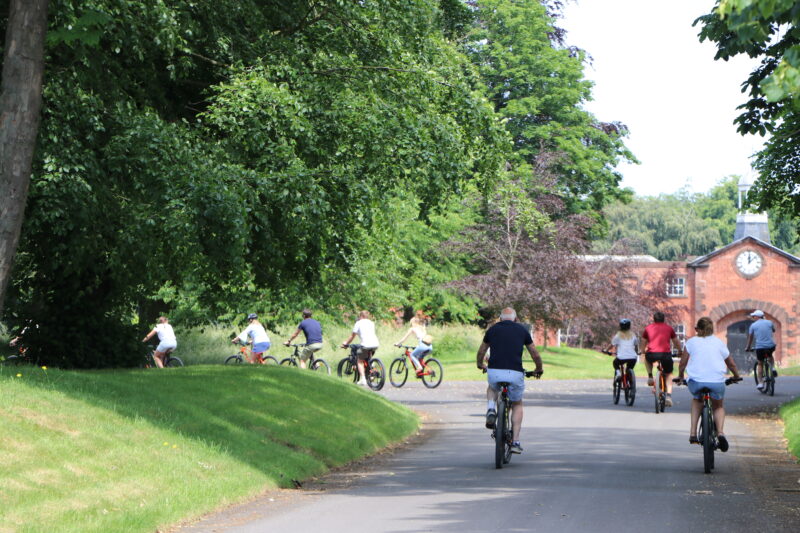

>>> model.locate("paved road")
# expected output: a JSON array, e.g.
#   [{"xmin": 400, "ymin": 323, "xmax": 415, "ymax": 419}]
[{"xmin": 183, "ymin": 377, "xmax": 800, "ymax": 533}]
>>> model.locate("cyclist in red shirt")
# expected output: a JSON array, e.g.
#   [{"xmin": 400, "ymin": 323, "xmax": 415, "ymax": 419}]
[{"xmin": 641, "ymin": 311, "xmax": 682, "ymax": 406}]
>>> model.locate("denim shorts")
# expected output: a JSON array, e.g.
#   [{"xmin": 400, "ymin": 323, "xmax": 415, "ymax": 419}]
[
  {"xmin": 487, "ymin": 369, "xmax": 525, "ymax": 402},
  {"xmin": 252, "ymin": 342, "xmax": 270, "ymax": 354},
  {"xmin": 687, "ymin": 379, "xmax": 725, "ymax": 400}
]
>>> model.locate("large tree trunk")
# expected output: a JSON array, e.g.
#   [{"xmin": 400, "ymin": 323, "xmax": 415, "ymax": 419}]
[{"xmin": 0, "ymin": 0, "xmax": 49, "ymax": 317}]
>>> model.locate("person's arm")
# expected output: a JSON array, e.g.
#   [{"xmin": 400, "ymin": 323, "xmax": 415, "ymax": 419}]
[
  {"xmin": 745, "ymin": 332, "xmax": 754, "ymax": 351},
  {"xmin": 670, "ymin": 335, "xmax": 682, "ymax": 354},
  {"xmin": 724, "ymin": 355, "xmax": 741, "ymax": 380},
  {"xmin": 677, "ymin": 347, "xmax": 690, "ymax": 380},
  {"xmin": 285, "ymin": 327, "xmax": 302, "ymax": 346},
  {"xmin": 640, "ymin": 330, "xmax": 649, "ymax": 355},
  {"xmin": 476, "ymin": 342, "xmax": 489, "ymax": 369},
  {"xmin": 526, "ymin": 343, "xmax": 544, "ymax": 375},
  {"xmin": 142, "ymin": 328, "xmax": 157, "ymax": 343},
  {"xmin": 234, "ymin": 325, "xmax": 250, "ymax": 344},
  {"xmin": 396, "ymin": 327, "xmax": 412, "ymax": 346},
  {"xmin": 341, "ymin": 332, "xmax": 356, "ymax": 348}
]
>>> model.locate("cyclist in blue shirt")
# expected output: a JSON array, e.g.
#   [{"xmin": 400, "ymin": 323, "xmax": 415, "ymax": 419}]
[
  {"xmin": 284, "ymin": 309, "xmax": 324, "ymax": 369},
  {"xmin": 476, "ymin": 307, "xmax": 543, "ymax": 454},
  {"xmin": 745, "ymin": 309, "xmax": 776, "ymax": 390}
]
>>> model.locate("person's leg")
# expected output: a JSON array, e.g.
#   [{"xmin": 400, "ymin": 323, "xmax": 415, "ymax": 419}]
[
  {"xmin": 690, "ymin": 398, "xmax": 701, "ymax": 439},
  {"xmin": 645, "ymin": 357, "xmax": 654, "ymax": 386},
  {"xmin": 712, "ymin": 398, "xmax": 726, "ymax": 435},
  {"xmin": 510, "ymin": 400, "xmax": 524, "ymax": 443},
  {"xmin": 756, "ymin": 357, "xmax": 764, "ymax": 386},
  {"xmin": 153, "ymin": 350, "xmax": 166, "ymax": 368}
]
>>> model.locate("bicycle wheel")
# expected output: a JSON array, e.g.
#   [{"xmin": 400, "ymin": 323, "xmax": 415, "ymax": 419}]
[
  {"xmin": 613, "ymin": 375, "xmax": 621, "ymax": 404},
  {"xmin": 654, "ymin": 372, "xmax": 661, "ymax": 414},
  {"xmin": 366, "ymin": 358, "xmax": 386, "ymax": 391},
  {"xmin": 262, "ymin": 355, "xmax": 279, "ymax": 365},
  {"xmin": 225, "ymin": 354, "xmax": 243, "ymax": 364},
  {"xmin": 701, "ymin": 404, "xmax": 714, "ymax": 473},
  {"xmin": 421, "ymin": 358, "xmax": 443, "ymax": 389},
  {"xmin": 389, "ymin": 358, "xmax": 408, "ymax": 388},
  {"xmin": 336, "ymin": 357, "xmax": 356, "ymax": 382},
  {"xmin": 311, "ymin": 358, "xmax": 331, "ymax": 375},
  {"xmin": 625, "ymin": 369, "xmax": 636, "ymax": 406},
  {"xmin": 494, "ymin": 400, "xmax": 507, "ymax": 469},
  {"xmin": 280, "ymin": 357, "xmax": 298, "ymax": 367},
  {"xmin": 165, "ymin": 356, "xmax": 184, "ymax": 367},
  {"xmin": 753, "ymin": 360, "xmax": 759, "ymax": 386}
]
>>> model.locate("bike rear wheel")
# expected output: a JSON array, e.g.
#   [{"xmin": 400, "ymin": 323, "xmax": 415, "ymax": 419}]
[
  {"xmin": 165, "ymin": 356, "xmax": 184, "ymax": 367},
  {"xmin": 389, "ymin": 358, "xmax": 408, "ymax": 388},
  {"xmin": 701, "ymin": 403, "xmax": 714, "ymax": 473},
  {"xmin": 311, "ymin": 358, "xmax": 331, "ymax": 375},
  {"xmin": 654, "ymin": 372, "xmax": 661, "ymax": 413},
  {"xmin": 494, "ymin": 400, "xmax": 507, "ymax": 469},
  {"xmin": 262, "ymin": 355, "xmax": 279, "ymax": 365},
  {"xmin": 280, "ymin": 357, "xmax": 298, "ymax": 367},
  {"xmin": 421, "ymin": 358, "xmax": 443, "ymax": 389},
  {"xmin": 613, "ymin": 375, "xmax": 621, "ymax": 404},
  {"xmin": 225, "ymin": 354, "xmax": 243, "ymax": 364},
  {"xmin": 336, "ymin": 357, "xmax": 357, "ymax": 382},
  {"xmin": 765, "ymin": 361, "xmax": 775, "ymax": 396},
  {"xmin": 367, "ymin": 358, "xmax": 386, "ymax": 391},
  {"xmin": 625, "ymin": 369, "xmax": 636, "ymax": 406}
]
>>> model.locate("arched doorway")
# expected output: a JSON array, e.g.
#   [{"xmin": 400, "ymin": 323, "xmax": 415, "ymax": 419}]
[{"xmin": 727, "ymin": 320, "xmax": 755, "ymax": 372}]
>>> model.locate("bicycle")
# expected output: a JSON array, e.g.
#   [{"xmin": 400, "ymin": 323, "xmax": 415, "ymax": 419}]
[
  {"xmin": 603, "ymin": 350, "xmax": 636, "ymax": 406},
  {"xmin": 224, "ymin": 340, "xmax": 278, "ymax": 365},
  {"xmin": 146, "ymin": 345, "xmax": 184, "ymax": 368},
  {"xmin": 389, "ymin": 344, "xmax": 443, "ymax": 388},
  {"xmin": 280, "ymin": 343, "xmax": 330, "ymax": 374},
  {"xmin": 651, "ymin": 359, "xmax": 671, "ymax": 413},
  {"xmin": 336, "ymin": 344, "xmax": 386, "ymax": 391},
  {"xmin": 750, "ymin": 349, "xmax": 776, "ymax": 396},
  {"xmin": 674, "ymin": 377, "xmax": 741, "ymax": 473},
  {"xmin": 490, "ymin": 369, "xmax": 542, "ymax": 469}
]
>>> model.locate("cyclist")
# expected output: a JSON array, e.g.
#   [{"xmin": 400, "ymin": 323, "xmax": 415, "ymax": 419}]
[
  {"xmin": 476, "ymin": 307, "xmax": 543, "ymax": 454},
  {"xmin": 605, "ymin": 318, "xmax": 638, "ymax": 377},
  {"xmin": 341, "ymin": 310, "xmax": 380, "ymax": 386},
  {"xmin": 744, "ymin": 309, "xmax": 776, "ymax": 391},
  {"xmin": 284, "ymin": 309, "xmax": 324, "ymax": 369},
  {"xmin": 394, "ymin": 311, "xmax": 432, "ymax": 374},
  {"xmin": 641, "ymin": 311, "xmax": 681, "ymax": 407},
  {"xmin": 233, "ymin": 313, "xmax": 271, "ymax": 364},
  {"xmin": 676, "ymin": 317, "xmax": 741, "ymax": 450},
  {"xmin": 142, "ymin": 316, "xmax": 177, "ymax": 369}
]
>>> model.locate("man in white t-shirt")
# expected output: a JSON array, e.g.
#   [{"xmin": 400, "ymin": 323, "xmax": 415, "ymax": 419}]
[
  {"xmin": 142, "ymin": 316, "xmax": 177, "ymax": 369},
  {"xmin": 341, "ymin": 310, "xmax": 380, "ymax": 386}
]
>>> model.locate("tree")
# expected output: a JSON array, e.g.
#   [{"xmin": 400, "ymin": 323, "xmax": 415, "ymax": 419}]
[{"xmin": 0, "ymin": 0, "xmax": 49, "ymax": 318}]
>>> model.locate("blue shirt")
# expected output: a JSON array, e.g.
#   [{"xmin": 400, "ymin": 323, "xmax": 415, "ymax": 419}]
[
  {"xmin": 749, "ymin": 319, "xmax": 776, "ymax": 349},
  {"xmin": 298, "ymin": 318, "xmax": 323, "ymax": 345},
  {"xmin": 484, "ymin": 321, "xmax": 533, "ymax": 372}
]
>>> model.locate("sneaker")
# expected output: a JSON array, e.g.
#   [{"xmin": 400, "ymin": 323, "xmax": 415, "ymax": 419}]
[
  {"xmin": 665, "ymin": 394, "xmax": 673, "ymax": 407},
  {"xmin": 756, "ymin": 382, "xmax": 764, "ymax": 390},
  {"xmin": 510, "ymin": 441, "xmax": 523, "ymax": 454},
  {"xmin": 485, "ymin": 409, "xmax": 496, "ymax": 430},
  {"xmin": 772, "ymin": 369, "xmax": 778, "ymax": 378},
  {"xmin": 647, "ymin": 377, "xmax": 654, "ymax": 387},
  {"xmin": 717, "ymin": 435, "xmax": 729, "ymax": 452},
  {"xmin": 357, "ymin": 377, "xmax": 368, "ymax": 386}
]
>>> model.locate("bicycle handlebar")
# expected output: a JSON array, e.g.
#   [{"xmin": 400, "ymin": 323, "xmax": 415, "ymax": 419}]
[{"xmin": 673, "ymin": 377, "xmax": 742, "ymax": 386}]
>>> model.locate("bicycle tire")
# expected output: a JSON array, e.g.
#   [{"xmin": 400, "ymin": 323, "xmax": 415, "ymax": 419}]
[
  {"xmin": 336, "ymin": 357, "xmax": 355, "ymax": 381},
  {"xmin": 765, "ymin": 361, "xmax": 775, "ymax": 396},
  {"xmin": 625, "ymin": 369, "xmax": 636, "ymax": 406},
  {"xmin": 495, "ymin": 400, "xmax": 507, "ymax": 469},
  {"xmin": 311, "ymin": 359, "xmax": 331, "ymax": 375},
  {"xmin": 262, "ymin": 355, "xmax": 279, "ymax": 365},
  {"xmin": 280, "ymin": 357, "xmax": 298, "ymax": 367},
  {"xmin": 165, "ymin": 356, "xmax": 184, "ymax": 367},
  {"xmin": 654, "ymin": 372, "xmax": 661, "ymax": 414},
  {"xmin": 225, "ymin": 354, "xmax": 243, "ymax": 364},
  {"xmin": 421, "ymin": 358, "xmax": 443, "ymax": 389},
  {"xmin": 3, "ymin": 355, "xmax": 22, "ymax": 366},
  {"xmin": 753, "ymin": 360, "xmax": 759, "ymax": 386},
  {"xmin": 367, "ymin": 358, "xmax": 386, "ymax": 391},
  {"xmin": 613, "ymin": 375, "xmax": 621, "ymax": 404},
  {"xmin": 701, "ymin": 403, "xmax": 714, "ymax": 473},
  {"xmin": 389, "ymin": 358, "xmax": 408, "ymax": 388}
]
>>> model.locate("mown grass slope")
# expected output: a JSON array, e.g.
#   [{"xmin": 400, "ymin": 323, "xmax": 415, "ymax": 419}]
[
  {"xmin": 0, "ymin": 365, "xmax": 417, "ymax": 533},
  {"xmin": 781, "ymin": 396, "xmax": 800, "ymax": 461}
]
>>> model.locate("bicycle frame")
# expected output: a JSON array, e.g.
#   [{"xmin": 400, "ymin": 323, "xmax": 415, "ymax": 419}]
[{"xmin": 400, "ymin": 345, "xmax": 433, "ymax": 376}]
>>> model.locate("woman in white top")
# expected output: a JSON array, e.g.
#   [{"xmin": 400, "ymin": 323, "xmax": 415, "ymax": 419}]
[
  {"xmin": 676, "ymin": 317, "xmax": 741, "ymax": 451},
  {"xmin": 341, "ymin": 310, "xmax": 379, "ymax": 386},
  {"xmin": 233, "ymin": 313, "xmax": 271, "ymax": 364},
  {"xmin": 394, "ymin": 311, "xmax": 432, "ymax": 372},
  {"xmin": 142, "ymin": 316, "xmax": 177, "ymax": 369},
  {"xmin": 606, "ymin": 318, "xmax": 639, "ymax": 377}
]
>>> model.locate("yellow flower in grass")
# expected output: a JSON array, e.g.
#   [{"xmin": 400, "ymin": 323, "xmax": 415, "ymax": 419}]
[
  {"xmin": 163, "ymin": 442, "xmax": 169, "ymax": 446},
  {"xmin": 16, "ymin": 373, "xmax": 22, "ymax": 378},
  {"xmin": 41, "ymin": 366, "xmax": 47, "ymax": 370}
]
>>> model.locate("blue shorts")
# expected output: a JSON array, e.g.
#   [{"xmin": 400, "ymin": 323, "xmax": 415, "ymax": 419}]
[
  {"xmin": 687, "ymin": 379, "xmax": 725, "ymax": 400},
  {"xmin": 487, "ymin": 369, "xmax": 525, "ymax": 402},
  {"xmin": 411, "ymin": 343, "xmax": 432, "ymax": 360},
  {"xmin": 252, "ymin": 342, "xmax": 270, "ymax": 355}
]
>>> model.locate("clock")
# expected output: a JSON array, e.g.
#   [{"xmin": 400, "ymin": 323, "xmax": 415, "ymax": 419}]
[{"xmin": 735, "ymin": 250, "xmax": 763, "ymax": 276}]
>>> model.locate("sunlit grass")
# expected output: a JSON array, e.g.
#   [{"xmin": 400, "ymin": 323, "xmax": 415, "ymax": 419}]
[{"xmin": 781, "ymin": 397, "xmax": 800, "ymax": 461}]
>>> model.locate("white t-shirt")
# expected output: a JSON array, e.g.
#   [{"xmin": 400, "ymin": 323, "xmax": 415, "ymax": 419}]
[
  {"xmin": 353, "ymin": 319, "xmax": 379, "ymax": 349},
  {"xmin": 685, "ymin": 335, "xmax": 729, "ymax": 383},
  {"xmin": 612, "ymin": 333, "xmax": 638, "ymax": 360},
  {"xmin": 239, "ymin": 323, "xmax": 270, "ymax": 345},
  {"xmin": 155, "ymin": 323, "xmax": 177, "ymax": 344}
]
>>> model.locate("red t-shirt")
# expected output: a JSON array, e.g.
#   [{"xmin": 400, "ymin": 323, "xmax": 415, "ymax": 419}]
[{"xmin": 642, "ymin": 322, "xmax": 676, "ymax": 353}]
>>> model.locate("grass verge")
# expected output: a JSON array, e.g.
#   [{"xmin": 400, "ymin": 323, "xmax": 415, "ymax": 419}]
[
  {"xmin": 0, "ymin": 365, "xmax": 418, "ymax": 533},
  {"xmin": 780, "ymin": 397, "xmax": 800, "ymax": 461}
]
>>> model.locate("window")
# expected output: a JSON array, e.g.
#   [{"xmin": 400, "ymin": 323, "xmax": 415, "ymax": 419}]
[
  {"xmin": 667, "ymin": 277, "xmax": 686, "ymax": 297},
  {"xmin": 672, "ymin": 324, "xmax": 686, "ymax": 355}
]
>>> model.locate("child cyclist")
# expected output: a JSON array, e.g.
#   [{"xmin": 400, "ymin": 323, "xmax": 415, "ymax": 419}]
[
  {"xmin": 605, "ymin": 318, "xmax": 639, "ymax": 377},
  {"xmin": 233, "ymin": 313, "xmax": 271, "ymax": 364}
]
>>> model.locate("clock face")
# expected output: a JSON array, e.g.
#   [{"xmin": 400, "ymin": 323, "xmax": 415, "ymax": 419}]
[{"xmin": 736, "ymin": 250, "xmax": 763, "ymax": 276}]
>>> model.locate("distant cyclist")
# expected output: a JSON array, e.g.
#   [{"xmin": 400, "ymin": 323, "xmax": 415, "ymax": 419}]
[
  {"xmin": 341, "ymin": 310, "xmax": 380, "ymax": 386},
  {"xmin": 476, "ymin": 307, "xmax": 543, "ymax": 455},
  {"xmin": 745, "ymin": 309, "xmax": 776, "ymax": 391},
  {"xmin": 234, "ymin": 313, "xmax": 271, "ymax": 364},
  {"xmin": 394, "ymin": 310, "xmax": 432, "ymax": 374},
  {"xmin": 284, "ymin": 309, "xmax": 324, "ymax": 369},
  {"xmin": 142, "ymin": 316, "xmax": 177, "ymax": 369},
  {"xmin": 605, "ymin": 318, "xmax": 639, "ymax": 377},
  {"xmin": 641, "ymin": 311, "xmax": 681, "ymax": 407}
]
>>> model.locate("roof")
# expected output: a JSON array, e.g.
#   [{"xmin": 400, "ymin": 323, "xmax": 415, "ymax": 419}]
[
  {"xmin": 688, "ymin": 235, "xmax": 800, "ymax": 267},
  {"xmin": 579, "ymin": 255, "xmax": 660, "ymax": 263}
]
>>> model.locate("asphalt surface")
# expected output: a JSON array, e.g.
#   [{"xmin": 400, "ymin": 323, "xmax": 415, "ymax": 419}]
[{"xmin": 181, "ymin": 376, "xmax": 800, "ymax": 533}]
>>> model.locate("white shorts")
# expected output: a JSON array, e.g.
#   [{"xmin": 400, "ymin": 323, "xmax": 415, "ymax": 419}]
[
  {"xmin": 156, "ymin": 341, "xmax": 177, "ymax": 353},
  {"xmin": 487, "ymin": 369, "xmax": 525, "ymax": 402}
]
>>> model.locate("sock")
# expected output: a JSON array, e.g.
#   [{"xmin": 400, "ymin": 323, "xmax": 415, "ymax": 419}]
[{"xmin": 487, "ymin": 400, "xmax": 496, "ymax": 412}]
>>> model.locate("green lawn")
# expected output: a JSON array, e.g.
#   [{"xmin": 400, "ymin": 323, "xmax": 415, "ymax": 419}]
[
  {"xmin": 0, "ymin": 365, "xmax": 417, "ymax": 533},
  {"xmin": 781, "ymin": 397, "xmax": 800, "ymax": 461}
]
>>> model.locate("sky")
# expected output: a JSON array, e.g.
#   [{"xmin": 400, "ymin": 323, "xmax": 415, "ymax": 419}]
[{"xmin": 560, "ymin": 0, "xmax": 766, "ymax": 197}]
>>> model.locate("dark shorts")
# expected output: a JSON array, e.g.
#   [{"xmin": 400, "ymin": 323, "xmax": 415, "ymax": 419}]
[
  {"xmin": 755, "ymin": 347, "xmax": 775, "ymax": 362},
  {"xmin": 357, "ymin": 346, "xmax": 376, "ymax": 360},
  {"xmin": 646, "ymin": 352, "xmax": 674, "ymax": 374},
  {"xmin": 613, "ymin": 358, "xmax": 636, "ymax": 370}
]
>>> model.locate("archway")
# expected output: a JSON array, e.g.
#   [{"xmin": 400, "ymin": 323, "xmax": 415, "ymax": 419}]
[{"xmin": 726, "ymin": 320, "xmax": 756, "ymax": 373}]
